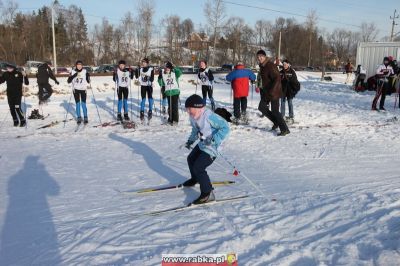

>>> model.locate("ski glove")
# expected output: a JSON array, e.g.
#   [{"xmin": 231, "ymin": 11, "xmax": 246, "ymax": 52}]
[
  {"xmin": 201, "ymin": 135, "xmax": 213, "ymax": 146},
  {"xmin": 185, "ymin": 140, "xmax": 194, "ymax": 150}
]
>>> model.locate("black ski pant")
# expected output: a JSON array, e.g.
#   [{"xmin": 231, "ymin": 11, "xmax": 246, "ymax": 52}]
[
  {"xmin": 233, "ymin": 97, "xmax": 247, "ymax": 118},
  {"xmin": 258, "ymin": 98, "xmax": 288, "ymax": 132},
  {"xmin": 118, "ymin": 86, "xmax": 129, "ymax": 100},
  {"xmin": 141, "ymin": 86, "xmax": 153, "ymax": 99},
  {"xmin": 8, "ymin": 96, "xmax": 25, "ymax": 122},
  {"xmin": 167, "ymin": 94, "xmax": 179, "ymax": 123},
  {"xmin": 187, "ymin": 144, "xmax": 215, "ymax": 194},
  {"xmin": 38, "ymin": 83, "xmax": 53, "ymax": 101}
]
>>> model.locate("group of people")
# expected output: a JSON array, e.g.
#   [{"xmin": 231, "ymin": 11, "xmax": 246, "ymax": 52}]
[
  {"xmin": 225, "ymin": 50, "xmax": 300, "ymax": 135},
  {"xmin": 351, "ymin": 56, "xmax": 400, "ymax": 111}
]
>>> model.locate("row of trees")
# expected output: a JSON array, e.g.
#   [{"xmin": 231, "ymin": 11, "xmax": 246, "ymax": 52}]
[{"xmin": 0, "ymin": 0, "xmax": 392, "ymax": 68}]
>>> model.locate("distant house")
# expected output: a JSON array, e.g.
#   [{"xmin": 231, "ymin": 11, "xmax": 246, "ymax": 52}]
[{"xmin": 185, "ymin": 33, "xmax": 210, "ymax": 51}]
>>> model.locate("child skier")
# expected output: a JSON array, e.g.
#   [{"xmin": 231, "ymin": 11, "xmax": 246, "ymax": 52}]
[
  {"xmin": 67, "ymin": 60, "xmax": 90, "ymax": 124},
  {"xmin": 135, "ymin": 58, "xmax": 154, "ymax": 121},
  {"xmin": 113, "ymin": 60, "xmax": 133, "ymax": 121},
  {"xmin": 225, "ymin": 62, "xmax": 256, "ymax": 124},
  {"xmin": 157, "ymin": 62, "xmax": 182, "ymax": 125},
  {"xmin": 183, "ymin": 94, "xmax": 230, "ymax": 204},
  {"xmin": 0, "ymin": 63, "xmax": 29, "ymax": 126},
  {"xmin": 197, "ymin": 60, "xmax": 215, "ymax": 110}
]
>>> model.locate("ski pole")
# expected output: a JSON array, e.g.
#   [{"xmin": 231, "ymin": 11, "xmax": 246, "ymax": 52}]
[
  {"xmin": 137, "ymin": 82, "xmax": 140, "ymax": 118},
  {"xmin": 217, "ymin": 150, "xmax": 267, "ymax": 198},
  {"xmin": 23, "ymin": 85, "xmax": 28, "ymax": 129},
  {"xmin": 89, "ymin": 84, "xmax": 102, "ymax": 124},
  {"xmin": 63, "ymin": 87, "xmax": 73, "ymax": 128},
  {"xmin": 129, "ymin": 79, "xmax": 133, "ymax": 120},
  {"xmin": 113, "ymin": 80, "xmax": 117, "ymax": 120},
  {"xmin": 251, "ymin": 82, "xmax": 254, "ymax": 109}
]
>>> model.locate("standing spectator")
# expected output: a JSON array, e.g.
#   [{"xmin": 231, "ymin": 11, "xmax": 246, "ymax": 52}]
[
  {"xmin": 135, "ymin": 58, "xmax": 155, "ymax": 121},
  {"xmin": 354, "ymin": 64, "xmax": 367, "ymax": 92},
  {"xmin": 0, "ymin": 63, "xmax": 29, "ymax": 127},
  {"xmin": 256, "ymin": 50, "xmax": 290, "ymax": 136},
  {"xmin": 280, "ymin": 59, "xmax": 300, "ymax": 124},
  {"xmin": 344, "ymin": 60, "xmax": 353, "ymax": 84},
  {"xmin": 67, "ymin": 60, "xmax": 90, "ymax": 124},
  {"xmin": 372, "ymin": 57, "xmax": 394, "ymax": 111},
  {"xmin": 225, "ymin": 62, "xmax": 256, "ymax": 124},
  {"xmin": 36, "ymin": 61, "xmax": 59, "ymax": 104}
]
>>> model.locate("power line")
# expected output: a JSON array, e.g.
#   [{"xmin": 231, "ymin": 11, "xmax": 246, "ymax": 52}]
[{"xmin": 222, "ymin": 0, "xmax": 364, "ymax": 29}]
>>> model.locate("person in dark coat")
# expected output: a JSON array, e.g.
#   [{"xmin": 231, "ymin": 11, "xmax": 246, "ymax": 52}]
[
  {"xmin": 0, "ymin": 63, "xmax": 29, "ymax": 126},
  {"xmin": 280, "ymin": 59, "xmax": 300, "ymax": 124},
  {"xmin": 256, "ymin": 50, "xmax": 289, "ymax": 136},
  {"xmin": 36, "ymin": 61, "xmax": 59, "ymax": 104}
]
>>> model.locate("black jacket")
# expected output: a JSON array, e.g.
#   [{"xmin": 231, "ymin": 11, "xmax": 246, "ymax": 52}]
[
  {"xmin": 0, "ymin": 70, "xmax": 29, "ymax": 98},
  {"xmin": 280, "ymin": 67, "xmax": 300, "ymax": 99},
  {"xmin": 36, "ymin": 63, "xmax": 57, "ymax": 84}
]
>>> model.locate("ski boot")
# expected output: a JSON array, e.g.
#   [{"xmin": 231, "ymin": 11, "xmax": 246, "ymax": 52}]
[
  {"xmin": 84, "ymin": 117, "xmax": 88, "ymax": 124},
  {"xmin": 77, "ymin": 117, "xmax": 82, "ymax": 125},
  {"xmin": 13, "ymin": 120, "xmax": 19, "ymax": 127},
  {"xmin": 117, "ymin": 113, "xmax": 123, "ymax": 122},
  {"xmin": 140, "ymin": 111, "xmax": 145, "ymax": 121},
  {"xmin": 20, "ymin": 119, "xmax": 26, "ymax": 127},
  {"xmin": 192, "ymin": 190, "xmax": 215, "ymax": 205},
  {"xmin": 148, "ymin": 110, "xmax": 152, "ymax": 120},
  {"xmin": 277, "ymin": 130, "xmax": 290, "ymax": 136},
  {"xmin": 124, "ymin": 113, "xmax": 130, "ymax": 121}
]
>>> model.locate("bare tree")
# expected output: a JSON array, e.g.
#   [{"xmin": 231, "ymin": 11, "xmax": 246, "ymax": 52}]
[
  {"xmin": 328, "ymin": 28, "xmax": 355, "ymax": 63},
  {"xmin": 359, "ymin": 22, "xmax": 379, "ymax": 42},
  {"xmin": 204, "ymin": 0, "xmax": 226, "ymax": 65},
  {"xmin": 137, "ymin": 0, "xmax": 155, "ymax": 58},
  {"xmin": 306, "ymin": 9, "xmax": 318, "ymax": 67},
  {"xmin": 163, "ymin": 15, "xmax": 181, "ymax": 63},
  {"xmin": 255, "ymin": 20, "xmax": 273, "ymax": 48}
]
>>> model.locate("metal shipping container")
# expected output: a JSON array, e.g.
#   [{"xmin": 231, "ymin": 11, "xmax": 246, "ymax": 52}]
[{"xmin": 356, "ymin": 42, "xmax": 400, "ymax": 78}]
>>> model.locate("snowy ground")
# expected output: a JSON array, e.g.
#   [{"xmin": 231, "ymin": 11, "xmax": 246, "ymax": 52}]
[{"xmin": 0, "ymin": 71, "xmax": 400, "ymax": 265}]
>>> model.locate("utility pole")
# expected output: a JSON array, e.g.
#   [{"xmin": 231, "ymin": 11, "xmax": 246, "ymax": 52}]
[
  {"xmin": 51, "ymin": 1, "xmax": 57, "ymax": 74},
  {"xmin": 278, "ymin": 30, "xmax": 281, "ymax": 59},
  {"xmin": 390, "ymin": 9, "xmax": 398, "ymax": 41}
]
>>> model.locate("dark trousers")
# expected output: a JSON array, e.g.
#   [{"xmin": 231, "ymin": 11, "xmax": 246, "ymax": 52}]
[
  {"xmin": 233, "ymin": 97, "xmax": 247, "ymax": 118},
  {"xmin": 8, "ymin": 96, "xmax": 25, "ymax": 122},
  {"xmin": 118, "ymin": 87, "xmax": 129, "ymax": 100},
  {"xmin": 73, "ymin": 90, "xmax": 87, "ymax": 103},
  {"xmin": 167, "ymin": 95, "xmax": 179, "ymax": 123},
  {"xmin": 258, "ymin": 98, "xmax": 288, "ymax": 131},
  {"xmin": 38, "ymin": 83, "xmax": 53, "ymax": 101},
  {"xmin": 202, "ymin": 85, "xmax": 215, "ymax": 110},
  {"xmin": 141, "ymin": 86, "xmax": 153, "ymax": 99},
  {"xmin": 187, "ymin": 145, "xmax": 215, "ymax": 194},
  {"xmin": 372, "ymin": 79, "xmax": 389, "ymax": 109}
]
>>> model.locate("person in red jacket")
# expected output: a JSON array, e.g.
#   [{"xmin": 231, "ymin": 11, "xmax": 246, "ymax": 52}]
[{"xmin": 225, "ymin": 62, "xmax": 256, "ymax": 124}]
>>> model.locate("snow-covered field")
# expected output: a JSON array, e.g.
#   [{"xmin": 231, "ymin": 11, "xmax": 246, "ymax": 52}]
[{"xmin": 0, "ymin": 72, "xmax": 399, "ymax": 265}]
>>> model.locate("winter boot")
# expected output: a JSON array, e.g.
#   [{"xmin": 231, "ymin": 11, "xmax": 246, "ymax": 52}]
[
  {"xmin": 20, "ymin": 119, "xmax": 26, "ymax": 127},
  {"xmin": 117, "ymin": 113, "xmax": 123, "ymax": 122},
  {"xmin": 124, "ymin": 113, "xmax": 130, "ymax": 121},
  {"xmin": 13, "ymin": 120, "xmax": 19, "ymax": 127},
  {"xmin": 77, "ymin": 117, "xmax": 82, "ymax": 125},
  {"xmin": 140, "ymin": 111, "xmax": 145, "ymax": 121},
  {"xmin": 278, "ymin": 130, "xmax": 290, "ymax": 136},
  {"xmin": 241, "ymin": 112, "xmax": 249, "ymax": 124},
  {"xmin": 148, "ymin": 110, "xmax": 152, "ymax": 120},
  {"xmin": 83, "ymin": 117, "xmax": 88, "ymax": 124},
  {"xmin": 181, "ymin": 178, "xmax": 197, "ymax": 187},
  {"xmin": 192, "ymin": 190, "xmax": 215, "ymax": 205}
]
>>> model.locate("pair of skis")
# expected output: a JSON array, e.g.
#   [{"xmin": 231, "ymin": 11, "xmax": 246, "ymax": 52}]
[{"xmin": 118, "ymin": 180, "xmax": 251, "ymax": 216}]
